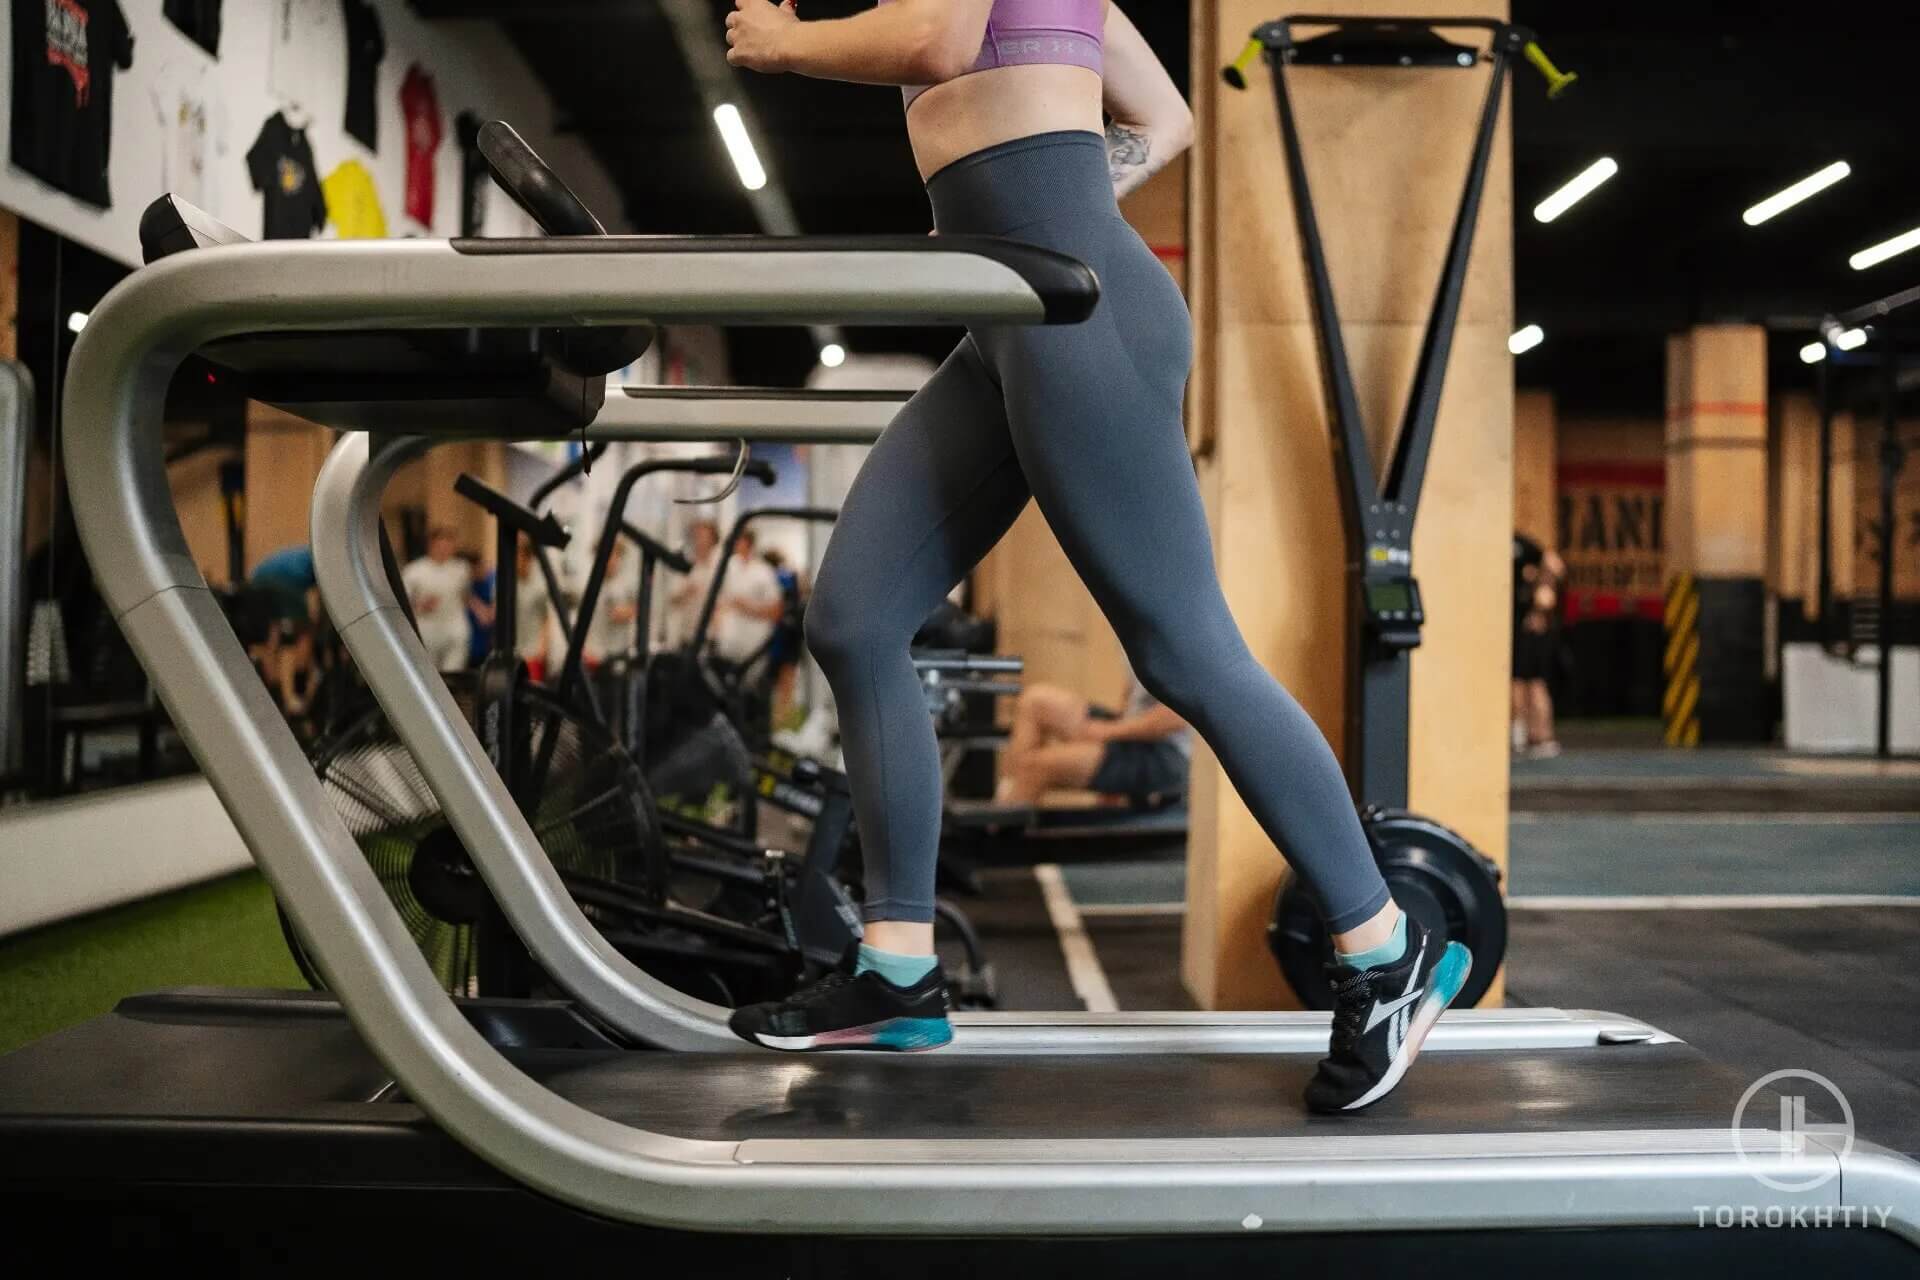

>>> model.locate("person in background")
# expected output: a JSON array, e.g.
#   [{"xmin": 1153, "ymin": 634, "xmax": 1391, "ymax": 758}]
[
  {"xmin": 997, "ymin": 663, "xmax": 1190, "ymax": 807},
  {"xmin": 714, "ymin": 529, "xmax": 786, "ymax": 666},
  {"xmin": 583, "ymin": 537, "xmax": 640, "ymax": 672},
  {"xmin": 514, "ymin": 537, "xmax": 553, "ymax": 682},
  {"xmin": 667, "ymin": 518, "xmax": 720, "ymax": 651},
  {"xmin": 401, "ymin": 527, "xmax": 479, "ymax": 671},
  {"xmin": 464, "ymin": 549, "xmax": 496, "ymax": 670},
  {"xmin": 762, "ymin": 546, "xmax": 805, "ymax": 727},
  {"xmin": 1511, "ymin": 532, "xmax": 1565, "ymax": 759},
  {"xmin": 247, "ymin": 543, "xmax": 319, "ymax": 716}
]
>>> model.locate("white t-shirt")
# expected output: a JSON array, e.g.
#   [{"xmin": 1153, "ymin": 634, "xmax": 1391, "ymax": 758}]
[
  {"xmin": 513, "ymin": 567, "xmax": 550, "ymax": 663},
  {"xmin": 402, "ymin": 555, "xmax": 473, "ymax": 641},
  {"xmin": 585, "ymin": 561, "xmax": 640, "ymax": 664},
  {"xmin": 269, "ymin": 0, "xmax": 343, "ymax": 114},
  {"xmin": 667, "ymin": 550, "xmax": 718, "ymax": 651},
  {"xmin": 714, "ymin": 554, "xmax": 783, "ymax": 664},
  {"xmin": 149, "ymin": 69, "xmax": 226, "ymax": 210}
]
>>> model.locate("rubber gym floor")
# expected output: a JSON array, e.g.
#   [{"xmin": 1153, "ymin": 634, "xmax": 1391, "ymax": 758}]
[{"xmin": 4, "ymin": 732, "xmax": 1916, "ymax": 1159}]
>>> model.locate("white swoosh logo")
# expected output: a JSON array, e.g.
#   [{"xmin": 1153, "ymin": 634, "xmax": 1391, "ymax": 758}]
[{"xmin": 1364, "ymin": 989, "xmax": 1424, "ymax": 1035}]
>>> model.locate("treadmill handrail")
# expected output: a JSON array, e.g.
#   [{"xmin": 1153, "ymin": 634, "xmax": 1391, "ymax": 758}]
[{"xmin": 64, "ymin": 239, "xmax": 1068, "ymax": 615}]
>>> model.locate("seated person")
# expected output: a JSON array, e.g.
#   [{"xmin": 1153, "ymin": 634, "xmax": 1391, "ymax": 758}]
[
  {"xmin": 247, "ymin": 543, "xmax": 318, "ymax": 717},
  {"xmin": 995, "ymin": 666, "xmax": 1190, "ymax": 807}
]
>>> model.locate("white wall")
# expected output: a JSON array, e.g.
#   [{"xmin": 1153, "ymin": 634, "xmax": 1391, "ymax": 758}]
[
  {"xmin": 1, "ymin": 1, "xmax": 627, "ymax": 266},
  {"xmin": 0, "ymin": 776, "xmax": 251, "ymax": 939}
]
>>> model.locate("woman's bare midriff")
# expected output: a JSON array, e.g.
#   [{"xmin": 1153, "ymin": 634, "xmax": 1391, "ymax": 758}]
[{"xmin": 905, "ymin": 64, "xmax": 1105, "ymax": 182}]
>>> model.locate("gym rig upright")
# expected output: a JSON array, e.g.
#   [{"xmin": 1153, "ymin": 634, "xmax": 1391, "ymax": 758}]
[{"xmin": 1, "ymin": 123, "xmax": 1916, "ymax": 1270}]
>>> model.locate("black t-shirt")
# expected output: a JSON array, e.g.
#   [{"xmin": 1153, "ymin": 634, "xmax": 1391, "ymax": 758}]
[
  {"xmin": 9, "ymin": 0, "xmax": 136, "ymax": 208},
  {"xmin": 455, "ymin": 110, "xmax": 487, "ymax": 236},
  {"xmin": 246, "ymin": 112, "xmax": 327, "ymax": 240},
  {"xmin": 163, "ymin": 0, "xmax": 221, "ymax": 56},
  {"xmin": 342, "ymin": 0, "xmax": 385, "ymax": 150}
]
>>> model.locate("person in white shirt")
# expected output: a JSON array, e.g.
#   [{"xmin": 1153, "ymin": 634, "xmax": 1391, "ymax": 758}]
[
  {"xmin": 401, "ymin": 527, "xmax": 478, "ymax": 671},
  {"xmin": 512, "ymin": 538, "xmax": 552, "ymax": 682},
  {"xmin": 666, "ymin": 519, "xmax": 720, "ymax": 650},
  {"xmin": 583, "ymin": 537, "xmax": 640, "ymax": 670},
  {"xmin": 713, "ymin": 529, "xmax": 785, "ymax": 667}
]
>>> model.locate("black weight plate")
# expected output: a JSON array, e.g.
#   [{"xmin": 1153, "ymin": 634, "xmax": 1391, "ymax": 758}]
[{"xmin": 1269, "ymin": 809, "xmax": 1506, "ymax": 1009}]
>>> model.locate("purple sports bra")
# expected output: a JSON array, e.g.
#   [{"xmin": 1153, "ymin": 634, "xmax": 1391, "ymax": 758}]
[{"xmin": 883, "ymin": 0, "xmax": 1106, "ymax": 107}]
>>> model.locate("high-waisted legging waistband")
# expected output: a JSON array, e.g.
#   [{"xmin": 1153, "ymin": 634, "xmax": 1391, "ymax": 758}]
[{"xmin": 925, "ymin": 130, "xmax": 1115, "ymax": 235}]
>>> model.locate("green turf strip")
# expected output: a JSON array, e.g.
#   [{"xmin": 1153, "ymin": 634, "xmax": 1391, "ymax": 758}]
[{"xmin": 0, "ymin": 871, "xmax": 305, "ymax": 1055}]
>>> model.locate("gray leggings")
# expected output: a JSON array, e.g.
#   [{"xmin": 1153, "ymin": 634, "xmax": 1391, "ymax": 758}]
[{"xmin": 807, "ymin": 131, "xmax": 1391, "ymax": 933}]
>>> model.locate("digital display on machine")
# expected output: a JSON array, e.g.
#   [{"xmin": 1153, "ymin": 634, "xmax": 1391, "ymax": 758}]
[{"xmin": 1365, "ymin": 581, "xmax": 1416, "ymax": 614}]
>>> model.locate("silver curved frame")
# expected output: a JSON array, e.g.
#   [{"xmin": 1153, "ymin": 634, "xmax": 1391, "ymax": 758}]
[
  {"xmin": 58, "ymin": 238, "xmax": 1920, "ymax": 1242},
  {"xmin": 315, "ymin": 412, "xmax": 1681, "ymax": 1055}
]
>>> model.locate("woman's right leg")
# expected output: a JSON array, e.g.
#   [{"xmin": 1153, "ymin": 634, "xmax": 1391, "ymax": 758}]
[
  {"xmin": 728, "ymin": 340, "xmax": 1029, "ymax": 1051},
  {"xmin": 804, "ymin": 339, "xmax": 1031, "ymax": 939}
]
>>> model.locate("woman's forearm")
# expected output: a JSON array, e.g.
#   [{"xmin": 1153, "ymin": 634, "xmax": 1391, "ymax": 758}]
[{"xmin": 775, "ymin": 2, "xmax": 988, "ymax": 86}]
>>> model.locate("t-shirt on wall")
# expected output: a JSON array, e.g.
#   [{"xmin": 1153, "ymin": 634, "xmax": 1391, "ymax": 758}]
[
  {"xmin": 267, "ymin": 0, "xmax": 342, "ymax": 118},
  {"xmin": 399, "ymin": 63, "xmax": 441, "ymax": 226},
  {"xmin": 341, "ymin": 0, "xmax": 385, "ymax": 151},
  {"xmin": 150, "ymin": 69, "xmax": 226, "ymax": 209},
  {"xmin": 246, "ymin": 111, "xmax": 326, "ymax": 240},
  {"xmin": 163, "ymin": 0, "xmax": 221, "ymax": 57},
  {"xmin": 322, "ymin": 158, "xmax": 386, "ymax": 238},
  {"xmin": 9, "ymin": 0, "xmax": 136, "ymax": 208}
]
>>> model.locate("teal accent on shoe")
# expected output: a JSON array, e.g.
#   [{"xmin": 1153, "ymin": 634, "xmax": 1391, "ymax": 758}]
[
  {"xmin": 872, "ymin": 1017, "xmax": 954, "ymax": 1051},
  {"xmin": 855, "ymin": 943, "xmax": 938, "ymax": 988},
  {"xmin": 1335, "ymin": 912, "xmax": 1408, "ymax": 971},
  {"xmin": 1429, "ymin": 941, "xmax": 1471, "ymax": 1006}
]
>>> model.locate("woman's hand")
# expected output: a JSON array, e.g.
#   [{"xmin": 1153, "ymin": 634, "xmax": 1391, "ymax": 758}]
[{"xmin": 726, "ymin": 0, "xmax": 799, "ymax": 74}]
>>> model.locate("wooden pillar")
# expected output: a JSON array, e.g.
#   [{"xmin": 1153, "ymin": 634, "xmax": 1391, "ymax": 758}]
[
  {"xmin": 243, "ymin": 404, "xmax": 334, "ymax": 572},
  {"xmin": 1514, "ymin": 390, "xmax": 1557, "ymax": 549},
  {"xmin": 1184, "ymin": 0, "xmax": 1513, "ymax": 1009},
  {"xmin": 1666, "ymin": 326, "xmax": 1768, "ymax": 577},
  {"xmin": 1663, "ymin": 325, "xmax": 1769, "ymax": 741}
]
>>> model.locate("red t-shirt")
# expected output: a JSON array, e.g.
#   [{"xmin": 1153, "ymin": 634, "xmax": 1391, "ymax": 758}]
[{"xmin": 399, "ymin": 63, "xmax": 441, "ymax": 225}]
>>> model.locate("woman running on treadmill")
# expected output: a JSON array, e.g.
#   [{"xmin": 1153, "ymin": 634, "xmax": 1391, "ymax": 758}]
[{"xmin": 724, "ymin": 0, "xmax": 1471, "ymax": 1112}]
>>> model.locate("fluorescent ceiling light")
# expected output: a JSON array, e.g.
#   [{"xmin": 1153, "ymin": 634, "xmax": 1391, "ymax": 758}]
[
  {"xmin": 1533, "ymin": 157, "xmax": 1618, "ymax": 224},
  {"xmin": 712, "ymin": 103, "xmax": 766, "ymax": 192},
  {"xmin": 1849, "ymin": 225, "xmax": 1920, "ymax": 271},
  {"xmin": 1799, "ymin": 341, "xmax": 1827, "ymax": 364},
  {"xmin": 819, "ymin": 343, "xmax": 847, "ymax": 369},
  {"xmin": 1742, "ymin": 161, "xmax": 1851, "ymax": 226},
  {"xmin": 1508, "ymin": 324, "xmax": 1545, "ymax": 355},
  {"xmin": 1833, "ymin": 326, "xmax": 1868, "ymax": 351},
  {"xmin": 66, "ymin": 310, "xmax": 88, "ymax": 333}
]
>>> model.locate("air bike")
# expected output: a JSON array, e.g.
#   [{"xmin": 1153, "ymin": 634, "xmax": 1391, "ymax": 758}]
[{"xmin": 1, "ymin": 113, "xmax": 1916, "ymax": 1271}]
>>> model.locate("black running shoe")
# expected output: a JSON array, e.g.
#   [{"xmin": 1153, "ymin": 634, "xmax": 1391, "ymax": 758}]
[
  {"xmin": 729, "ymin": 961, "xmax": 953, "ymax": 1052},
  {"xmin": 1304, "ymin": 918, "xmax": 1471, "ymax": 1114}
]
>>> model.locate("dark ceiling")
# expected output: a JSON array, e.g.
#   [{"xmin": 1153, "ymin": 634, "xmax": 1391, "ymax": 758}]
[{"xmin": 411, "ymin": 2, "xmax": 1920, "ymax": 412}]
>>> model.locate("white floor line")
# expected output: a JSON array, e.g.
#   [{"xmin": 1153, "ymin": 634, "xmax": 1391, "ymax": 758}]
[
  {"xmin": 1509, "ymin": 893, "xmax": 1920, "ymax": 911},
  {"xmin": 1074, "ymin": 902, "xmax": 1186, "ymax": 918},
  {"xmin": 1033, "ymin": 863, "xmax": 1120, "ymax": 1013}
]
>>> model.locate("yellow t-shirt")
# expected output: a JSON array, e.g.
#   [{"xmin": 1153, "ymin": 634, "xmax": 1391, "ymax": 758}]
[{"xmin": 322, "ymin": 160, "xmax": 388, "ymax": 239}]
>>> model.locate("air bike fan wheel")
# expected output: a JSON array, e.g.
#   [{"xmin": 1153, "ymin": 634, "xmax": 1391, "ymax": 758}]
[
  {"xmin": 278, "ymin": 672, "xmax": 667, "ymax": 999},
  {"xmin": 1269, "ymin": 808, "xmax": 1506, "ymax": 1009}
]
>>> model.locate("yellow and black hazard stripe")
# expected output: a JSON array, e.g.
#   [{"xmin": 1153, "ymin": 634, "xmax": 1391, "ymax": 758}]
[{"xmin": 1662, "ymin": 572, "xmax": 1701, "ymax": 747}]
